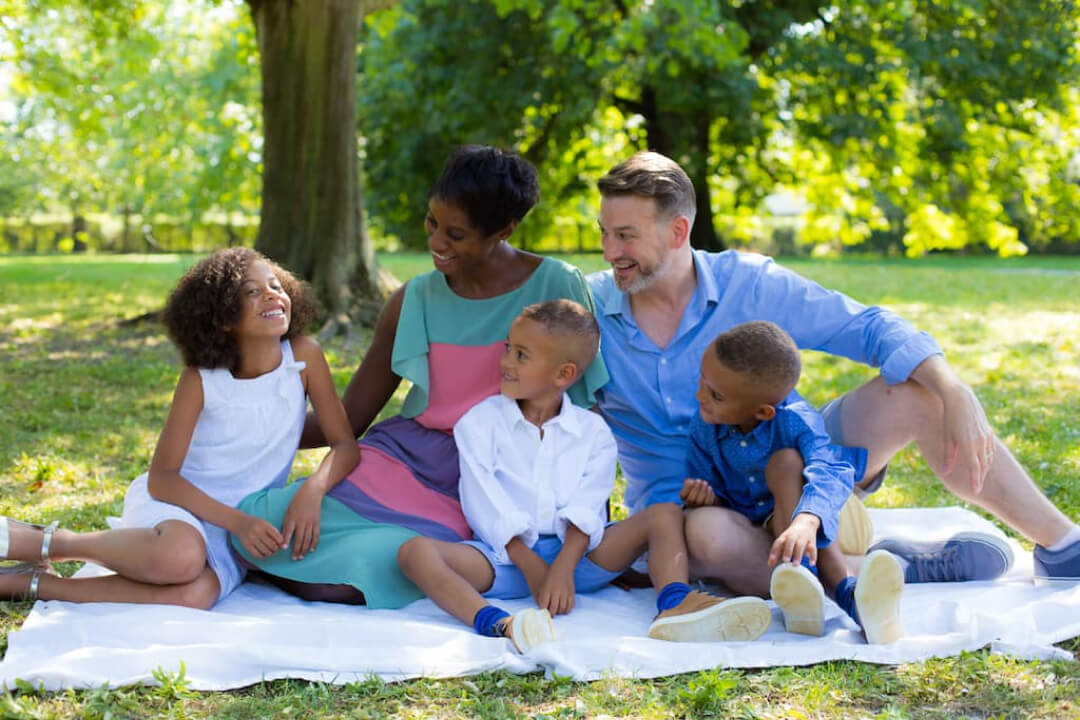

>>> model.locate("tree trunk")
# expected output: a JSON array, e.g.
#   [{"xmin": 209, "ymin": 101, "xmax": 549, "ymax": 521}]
[
  {"xmin": 248, "ymin": 0, "xmax": 380, "ymax": 319},
  {"xmin": 636, "ymin": 86, "xmax": 723, "ymax": 251}
]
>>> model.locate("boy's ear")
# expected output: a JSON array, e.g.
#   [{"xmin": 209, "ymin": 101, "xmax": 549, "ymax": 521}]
[
  {"xmin": 554, "ymin": 361, "xmax": 580, "ymax": 388},
  {"xmin": 755, "ymin": 404, "xmax": 776, "ymax": 421}
]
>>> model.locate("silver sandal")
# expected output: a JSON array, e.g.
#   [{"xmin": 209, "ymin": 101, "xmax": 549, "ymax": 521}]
[
  {"xmin": 0, "ymin": 517, "xmax": 59, "ymax": 563},
  {"xmin": 0, "ymin": 562, "xmax": 45, "ymax": 602}
]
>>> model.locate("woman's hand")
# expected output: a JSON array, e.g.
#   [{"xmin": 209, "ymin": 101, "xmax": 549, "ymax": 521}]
[
  {"xmin": 281, "ymin": 481, "xmax": 325, "ymax": 560},
  {"xmin": 232, "ymin": 513, "xmax": 286, "ymax": 559}
]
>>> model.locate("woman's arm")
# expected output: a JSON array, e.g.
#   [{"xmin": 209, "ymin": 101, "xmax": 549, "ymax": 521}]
[
  {"xmin": 147, "ymin": 368, "xmax": 284, "ymax": 558},
  {"xmin": 298, "ymin": 284, "xmax": 407, "ymax": 448},
  {"xmin": 280, "ymin": 335, "xmax": 362, "ymax": 559}
]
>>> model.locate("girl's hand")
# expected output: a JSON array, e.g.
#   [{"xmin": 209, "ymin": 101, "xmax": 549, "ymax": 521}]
[
  {"xmin": 768, "ymin": 513, "xmax": 820, "ymax": 568},
  {"xmin": 234, "ymin": 513, "xmax": 286, "ymax": 559},
  {"xmin": 282, "ymin": 481, "xmax": 325, "ymax": 560},
  {"xmin": 680, "ymin": 478, "xmax": 717, "ymax": 508}
]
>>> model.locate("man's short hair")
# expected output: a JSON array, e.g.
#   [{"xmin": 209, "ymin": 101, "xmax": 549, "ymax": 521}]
[
  {"xmin": 597, "ymin": 151, "xmax": 697, "ymax": 226},
  {"xmin": 519, "ymin": 299, "xmax": 600, "ymax": 372},
  {"xmin": 712, "ymin": 321, "xmax": 801, "ymax": 399}
]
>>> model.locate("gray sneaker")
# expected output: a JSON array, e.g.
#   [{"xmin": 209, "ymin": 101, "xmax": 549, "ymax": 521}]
[
  {"xmin": 868, "ymin": 531, "xmax": 1013, "ymax": 583},
  {"xmin": 1033, "ymin": 540, "xmax": 1080, "ymax": 583}
]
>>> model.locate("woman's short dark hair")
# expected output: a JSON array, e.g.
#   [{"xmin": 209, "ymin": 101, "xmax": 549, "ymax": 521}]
[
  {"xmin": 429, "ymin": 145, "xmax": 540, "ymax": 236},
  {"xmin": 162, "ymin": 247, "xmax": 319, "ymax": 372}
]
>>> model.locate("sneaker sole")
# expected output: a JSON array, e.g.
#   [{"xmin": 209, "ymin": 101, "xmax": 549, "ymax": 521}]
[
  {"xmin": 855, "ymin": 550, "xmax": 904, "ymax": 644},
  {"xmin": 770, "ymin": 563, "xmax": 825, "ymax": 637},
  {"xmin": 509, "ymin": 608, "xmax": 555, "ymax": 653},
  {"xmin": 835, "ymin": 494, "xmax": 874, "ymax": 556},
  {"xmin": 647, "ymin": 596, "xmax": 772, "ymax": 643}
]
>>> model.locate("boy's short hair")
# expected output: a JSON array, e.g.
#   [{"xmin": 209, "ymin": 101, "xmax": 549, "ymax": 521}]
[
  {"xmin": 712, "ymin": 321, "xmax": 801, "ymax": 400},
  {"xmin": 162, "ymin": 247, "xmax": 319, "ymax": 372},
  {"xmin": 519, "ymin": 299, "xmax": 600, "ymax": 372},
  {"xmin": 597, "ymin": 151, "xmax": 697, "ymax": 226},
  {"xmin": 429, "ymin": 145, "xmax": 540, "ymax": 236}
]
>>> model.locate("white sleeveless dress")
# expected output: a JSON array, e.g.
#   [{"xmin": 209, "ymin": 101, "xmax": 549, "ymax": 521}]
[{"xmin": 116, "ymin": 339, "xmax": 307, "ymax": 602}]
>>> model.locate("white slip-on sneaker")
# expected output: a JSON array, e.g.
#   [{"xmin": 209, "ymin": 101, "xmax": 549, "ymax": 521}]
[
  {"xmin": 505, "ymin": 608, "xmax": 555, "ymax": 653},
  {"xmin": 855, "ymin": 549, "xmax": 905, "ymax": 644},
  {"xmin": 770, "ymin": 563, "xmax": 826, "ymax": 637}
]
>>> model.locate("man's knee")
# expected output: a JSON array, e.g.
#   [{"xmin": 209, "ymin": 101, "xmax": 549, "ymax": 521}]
[
  {"xmin": 765, "ymin": 448, "xmax": 804, "ymax": 492},
  {"xmin": 684, "ymin": 508, "xmax": 738, "ymax": 564}
]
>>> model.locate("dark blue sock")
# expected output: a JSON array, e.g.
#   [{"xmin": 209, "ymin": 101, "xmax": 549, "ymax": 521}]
[
  {"xmin": 800, "ymin": 555, "xmax": 819, "ymax": 576},
  {"xmin": 473, "ymin": 605, "xmax": 511, "ymax": 637},
  {"xmin": 834, "ymin": 576, "xmax": 858, "ymax": 622},
  {"xmin": 656, "ymin": 582, "xmax": 691, "ymax": 613}
]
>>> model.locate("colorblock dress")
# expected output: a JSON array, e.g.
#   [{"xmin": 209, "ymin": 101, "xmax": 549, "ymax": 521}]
[{"xmin": 233, "ymin": 257, "xmax": 609, "ymax": 608}]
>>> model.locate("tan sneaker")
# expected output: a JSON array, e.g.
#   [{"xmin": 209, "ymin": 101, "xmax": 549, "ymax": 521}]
[
  {"xmin": 770, "ymin": 563, "xmax": 826, "ymax": 636},
  {"xmin": 502, "ymin": 608, "xmax": 555, "ymax": 653},
  {"xmin": 855, "ymin": 549, "xmax": 904, "ymax": 644},
  {"xmin": 835, "ymin": 495, "xmax": 874, "ymax": 555},
  {"xmin": 647, "ymin": 590, "xmax": 771, "ymax": 642}
]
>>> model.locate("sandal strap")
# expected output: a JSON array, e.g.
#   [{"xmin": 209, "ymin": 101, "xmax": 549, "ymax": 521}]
[
  {"xmin": 39, "ymin": 521, "xmax": 58, "ymax": 563},
  {"xmin": 25, "ymin": 566, "xmax": 43, "ymax": 602}
]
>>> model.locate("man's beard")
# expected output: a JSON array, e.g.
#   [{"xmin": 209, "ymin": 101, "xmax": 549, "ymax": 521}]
[{"xmin": 614, "ymin": 249, "xmax": 673, "ymax": 294}]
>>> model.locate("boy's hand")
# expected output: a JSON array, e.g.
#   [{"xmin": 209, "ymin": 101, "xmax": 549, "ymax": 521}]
[
  {"xmin": 233, "ymin": 513, "xmax": 286, "ymax": 559},
  {"xmin": 768, "ymin": 513, "xmax": 820, "ymax": 568},
  {"xmin": 536, "ymin": 563, "xmax": 576, "ymax": 615},
  {"xmin": 680, "ymin": 478, "xmax": 717, "ymax": 508},
  {"xmin": 282, "ymin": 481, "xmax": 325, "ymax": 560}
]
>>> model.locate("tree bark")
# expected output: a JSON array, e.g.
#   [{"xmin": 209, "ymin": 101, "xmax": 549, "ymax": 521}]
[{"xmin": 248, "ymin": 0, "xmax": 381, "ymax": 320}]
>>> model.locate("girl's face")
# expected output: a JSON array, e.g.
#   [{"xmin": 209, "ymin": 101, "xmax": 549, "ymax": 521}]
[
  {"xmin": 424, "ymin": 197, "xmax": 504, "ymax": 277},
  {"xmin": 232, "ymin": 259, "xmax": 291, "ymax": 341}
]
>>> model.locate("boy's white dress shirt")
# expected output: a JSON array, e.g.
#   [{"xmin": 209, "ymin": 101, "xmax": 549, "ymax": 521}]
[{"xmin": 454, "ymin": 393, "xmax": 617, "ymax": 565}]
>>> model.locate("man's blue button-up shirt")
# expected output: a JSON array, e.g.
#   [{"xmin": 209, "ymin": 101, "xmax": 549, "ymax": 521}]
[
  {"xmin": 686, "ymin": 391, "xmax": 866, "ymax": 546},
  {"xmin": 588, "ymin": 249, "xmax": 942, "ymax": 513}
]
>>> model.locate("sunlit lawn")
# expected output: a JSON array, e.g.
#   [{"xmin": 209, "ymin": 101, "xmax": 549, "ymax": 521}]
[{"xmin": 1, "ymin": 251, "xmax": 1078, "ymax": 718}]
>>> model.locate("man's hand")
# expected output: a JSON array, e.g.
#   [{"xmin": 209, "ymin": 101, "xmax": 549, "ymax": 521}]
[
  {"xmin": 680, "ymin": 478, "xmax": 717, "ymax": 508},
  {"xmin": 281, "ymin": 481, "xmax": 325, "ymax": 560},
  {"xmin": 939, "ymin": 381, "xmax": 995, "ymax": 495},
  {"xmin": 768, "ymin": 513, "xmax": 820, "ymax": 567}
]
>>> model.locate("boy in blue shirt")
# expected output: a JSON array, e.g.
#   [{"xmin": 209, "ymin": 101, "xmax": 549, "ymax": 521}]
[{"xmin": 681, "ymin": 320, "xmax": 904, "ymax": 644}]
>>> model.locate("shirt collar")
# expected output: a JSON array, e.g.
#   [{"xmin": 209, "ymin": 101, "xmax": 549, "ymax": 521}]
[{"xmin": 496, "ymin": 392, "xmax": 582, "ymax": 436}]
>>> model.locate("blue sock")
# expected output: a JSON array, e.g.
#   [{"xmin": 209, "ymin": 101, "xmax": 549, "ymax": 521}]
[
  {"xmin": 800, "ymin": 555, "xmax": 819, "ymax": 576},
  {"xmin": 834, "ymin": 576, "xmax": 858, "ymax": 623},
  {"xmin": 656, "ymin": 582, "xmax": 691, "ymax": 613},
  {"xmin": 473, "ymin": 605, "xmax": 511, "ymax": 637}
]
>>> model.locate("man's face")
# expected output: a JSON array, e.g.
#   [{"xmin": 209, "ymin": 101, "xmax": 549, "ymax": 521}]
[{"xmin": 598, "ymin": 195, "xmax": 676, "ymax": 294}]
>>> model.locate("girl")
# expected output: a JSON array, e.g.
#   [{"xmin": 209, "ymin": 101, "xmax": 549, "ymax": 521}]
[{"xmin": 0, "ymin": 248, "xmax": 360, "ymax": 609}]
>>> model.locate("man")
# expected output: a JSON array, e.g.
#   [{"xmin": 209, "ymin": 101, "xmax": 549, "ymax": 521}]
[{"xmin": 587, "ymin": 151, "xmax": 1079, "ymax": 596}]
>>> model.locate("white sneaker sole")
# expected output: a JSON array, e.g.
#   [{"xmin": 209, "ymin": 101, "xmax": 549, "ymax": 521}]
[
  {"xmin": 647, "ymin": 595, "xmax": 772, "ymax": 642},
  {"xmin": 835, "ymin": 494, "xmax": 874, "ymax": 556},
  {"xmin": 856, "ymin": 549, "xmax": 904, "ymax": 644},
  {"xmin": 509, "ymin": 608, "xmax": 555, "ymax": 653},
  {"xmin": 770, "ymin": 563, "xmax": 825, "ymax": 636}
]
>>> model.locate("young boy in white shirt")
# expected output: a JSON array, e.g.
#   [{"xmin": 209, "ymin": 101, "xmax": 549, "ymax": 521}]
[{"xmin": 397, "ymin": 299, "xmax": 772, "ymax": 652}]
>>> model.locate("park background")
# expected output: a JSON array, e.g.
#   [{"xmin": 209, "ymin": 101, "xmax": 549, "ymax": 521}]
[{"xmin": 2, "ymin": 0, "xmax": 1080, "ymax": 717}]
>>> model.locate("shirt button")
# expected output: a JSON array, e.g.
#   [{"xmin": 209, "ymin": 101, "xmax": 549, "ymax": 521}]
[
  {"xmin": 739, "ymin": 441, "xmax": 747, "ymax": 448},
  {"xmin": 665, "ymin": 396, "xmax": 671, "ymax": 404},
  {"xmin": 757, "ymin": 500, "xmax": 766, "ymax": 506},
  {"xmin": 748, "ymin": 476, "xmax": 756, "ymax": 483},
  {"xmin": 661, "ymin": 358, "xmax": 668, "ymax": 365}
]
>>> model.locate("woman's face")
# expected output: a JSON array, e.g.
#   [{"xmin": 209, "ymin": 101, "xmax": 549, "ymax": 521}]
[{"xmin": 424, "ymin": 197, "xmax": 501, "ymax": 277}]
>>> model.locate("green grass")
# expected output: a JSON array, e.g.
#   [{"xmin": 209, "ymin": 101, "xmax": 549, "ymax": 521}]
[{"xmin": 1, "ymin": 252, "xmax": 1079, "ymax": 718}]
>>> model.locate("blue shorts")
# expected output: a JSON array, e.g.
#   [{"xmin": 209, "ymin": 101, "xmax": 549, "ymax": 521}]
[{"xmin": 463, "ymin": 534, "xmax": 622, "ymax": 600}]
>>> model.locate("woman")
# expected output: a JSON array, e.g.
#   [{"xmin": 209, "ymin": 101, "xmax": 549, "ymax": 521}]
[{"xmin": 232, "ymin": 146, "xmax": 608, "ymax": 607}]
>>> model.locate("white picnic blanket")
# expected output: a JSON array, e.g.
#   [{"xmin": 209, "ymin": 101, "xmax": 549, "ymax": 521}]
[{"xmin": 0, "ymin": 507, "xmax": 1076, "ymax": 690}]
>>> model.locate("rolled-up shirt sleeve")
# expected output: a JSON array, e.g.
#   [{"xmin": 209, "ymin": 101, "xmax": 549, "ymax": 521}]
[
  {"xmin": 751, "ymin": 259, "xmax": 943, "ymax": 385},
  {"xmin": 554, "ymin": 420, "xmax": 617, "ymax": 552},
  {"xmin": 455, "ymin": 406, "xmax": 535, "ymax": 564}
]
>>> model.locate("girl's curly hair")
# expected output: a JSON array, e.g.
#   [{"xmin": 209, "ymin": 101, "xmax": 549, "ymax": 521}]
[{"xmin": 162, "ymin": 248, "xmax": 320, "ymax": 371}]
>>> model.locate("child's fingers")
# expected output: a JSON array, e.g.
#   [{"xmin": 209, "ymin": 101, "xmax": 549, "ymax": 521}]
[
  {"xmin": 767, "ymin": 537, "xmax": 783, "ymax": 567},
  {"xmin": 807, "ymin": 543, "xmax": 818, "ymax": 566}
]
